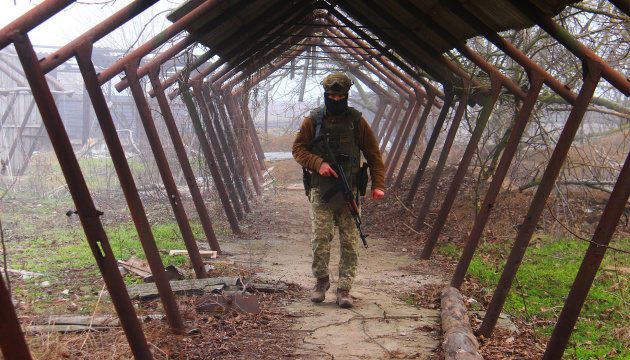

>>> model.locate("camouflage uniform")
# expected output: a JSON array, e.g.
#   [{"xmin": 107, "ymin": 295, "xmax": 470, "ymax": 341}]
[{"xmin": 292, "ymin": 73, "xmax": 385, "ymax": 293}]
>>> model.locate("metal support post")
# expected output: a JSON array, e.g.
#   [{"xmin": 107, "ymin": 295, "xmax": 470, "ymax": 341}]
[
  {"xmin": 191, "ymin": 81, "xmax": 246, "ymax": 219},
  {"xmin": 478, "ymin": 59, "xmax": 602, "ymax": 337},
  {"xmin": 75, "ymin": 44, "xmax": 186, "ymax": 334},
  {"xmin": 124, "ymin": 62, "xmax": 207, "ymax": 279},
  {"xmin": 12, "ymin": 32, "xmax": 153, "ymax": 360},
  {"xmin": 420, "ymin": 79, "xmax": 501, "ymax": 258},
  {"xmin": 179, "ymin": 81, "xmax": 241, "ymax": 234},
  {"xmin": 397, "ymin": 90, "xmax": 454, "ymax": 191},
  {"xmin": 410, "ymin": 93, "xmax": 468, "ymax": 226},
  {"xmin": 380, "ymin": 101, "xmax": 404, "ymax": 152},
  {"xmin": 148, "ymin": 65, "xmax": 222, "ymax": 253},
  {"xmin": 0, "ymin": 272, "xmax": 32, "ymax": 360},
  {"xmin": 451, "ymin": 73, "xmax": 544, "ymax": 289},
  {"xmin": 387, "ymin": 93, "xmax": 436, "ymax": 185},
  {"xmin": 384, "ymin": 99, "xmax": 420, "ymax": 176}
]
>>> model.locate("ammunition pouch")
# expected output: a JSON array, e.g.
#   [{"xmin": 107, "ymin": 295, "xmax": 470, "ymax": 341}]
[
  {"xmin": 356, "ymin": 163, "xmax": 369, "ymax": 197},
  {"xmin": 302, "ymin": 167, "xmax": 311, "ymax": 198}
]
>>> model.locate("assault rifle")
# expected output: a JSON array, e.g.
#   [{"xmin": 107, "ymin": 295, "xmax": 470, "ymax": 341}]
[{"xmin": 311, "ymin": 134, "xmax": 368, "ymax": 248}]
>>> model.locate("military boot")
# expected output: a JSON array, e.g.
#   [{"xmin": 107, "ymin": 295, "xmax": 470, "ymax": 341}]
[
  {"xmin": 336, "ymin": 288, "xmax": 353, "ymax": 308},
  {"xmin": 310, "ymin": 275, "xmax": 330, "ymax": 303}
]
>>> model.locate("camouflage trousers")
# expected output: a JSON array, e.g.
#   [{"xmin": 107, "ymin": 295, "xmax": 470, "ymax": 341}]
[{"xmin": 309, "ymin": 188, "xmax": 360, "ymax": 291}]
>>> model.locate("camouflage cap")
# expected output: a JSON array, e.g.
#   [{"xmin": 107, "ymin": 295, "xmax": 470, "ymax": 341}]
[{"xmin": 322, "ymin": 72, "xmax": 352, "ymax": 95}]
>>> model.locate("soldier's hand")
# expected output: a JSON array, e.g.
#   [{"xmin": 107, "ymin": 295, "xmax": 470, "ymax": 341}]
[
  {"xmin": 370, "ymin": 189, "xmax": 385, "ymax": 200},
  {"xmin": 318, "ymin": 163, "xmax": 338, "ymax": 178}
]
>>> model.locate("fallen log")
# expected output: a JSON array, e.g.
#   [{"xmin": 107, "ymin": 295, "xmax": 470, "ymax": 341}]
[{"xmin": 440, "ymin": 286, "xmax": 483, "ymax": 360}]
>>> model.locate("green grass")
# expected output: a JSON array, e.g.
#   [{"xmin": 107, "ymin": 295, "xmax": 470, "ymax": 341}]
[{"xmin": 440, "ymin": 235, "xmax": 630, "ymax": 359}]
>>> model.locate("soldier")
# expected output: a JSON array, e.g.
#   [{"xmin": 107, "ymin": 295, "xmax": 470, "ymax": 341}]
[{"xmin": 292, "ymin": 72, "xmax": 385, "ymax": 308}]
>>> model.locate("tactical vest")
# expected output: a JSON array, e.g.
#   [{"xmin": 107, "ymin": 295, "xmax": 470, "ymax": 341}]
[{"xmin": 309, "ymin": 106, "xmax": 362, "ymax": 194}]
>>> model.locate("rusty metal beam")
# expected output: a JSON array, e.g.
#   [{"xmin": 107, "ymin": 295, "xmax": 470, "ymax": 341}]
[
  {"xmin": 397, "ymin": 88, "xmax": 455, "ymax": 190},
  {"xmin": 507, "ymin": 0, "xmax": 630, "ymax": 96},
  {"xmin": 74, "ymin": 43, "xmax": 186, "ymax": 334},
  {"xmin": 12, "ymin": 32, "xmax": 153, "ymax": 359},
  {"xmin": 0, "ymin": 271, "xmax": 32, "ymax": 360},
  {"xmin": 97, "ymin": 0, "xmax": 228, "ymax": 85},
  {"xmin": 179, "ymin": 80, "xmax": 241, "ymax": 234},
  {"xmin": 409, "ymin": 91, "xmax": 467, "ymax": 229},
  {"xmin": 148, "ymin": 65, "xmax": 222, "ymax": 253},
  {"xmin": 419, "ymin": 78, "xmax": 501, "ymax": 256},
  {"xmin": 124, "ymin": 61, "xmax": 208, "ymax": 280},
  {"xmin": 371, "ymin": 99, "xmax": 389, "ymax": 134},
  {"xmin": 388, "ymin": 91, "xmax": 437, "ymax": 185},
  {"xmin": 384, "ymin": 99, "xmax": 422, "ymax": 178},
  {"xmin": 451, "ymin": 72, "xmax": 545, "ymax": 289},
  {"xmin": 0, "ymin": 0, "xmax": 74, "ymax": 51},
  {"xmin": 478, "ymin": 59, "xmax": 602, "ymax": 337}
]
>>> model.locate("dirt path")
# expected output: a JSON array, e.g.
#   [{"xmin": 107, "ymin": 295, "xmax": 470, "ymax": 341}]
[{"xmin": 217, "ymin": 159, "xmax": 448, "ymax": 359}]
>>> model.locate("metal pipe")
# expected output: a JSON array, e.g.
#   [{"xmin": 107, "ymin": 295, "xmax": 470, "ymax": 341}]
[
  {"xmin": 0, "ymin": 271, "xmax": 32, "ymax": 360},
  {"xmin": 451, "ymin": 72, "xmax": 544, "ymax": 289},
  {"xmin": 74, "ymin": 43, "xmax": 186, "ymax": 334},
  {"xmin": 411, "ymin": 92, "xmax": 469, "ymax": 230},
  {"xmin": 543, "ymin": 126, "xmax": 630, "ymax": 359},
  {"xmin": 190, "ymin": 80, "xmax": 245, "ymax": 220},
  {"xmin": 377, "ymin": 101, "xmax": 399, "ymax": 143},
  {"xmin": 398, "ymin": 89, "xmax": 455, "ymax": 191},
  {"xmin": 384, "ymin": 99, "xmax": 422, "ymax": 179},
  {"xmin": 178, "ymin": 80, "xmax": 241, "ymax": 234},
  {"xmin": 419, "ymin": 78, "xmax": 502, "ymax": 257},
  {"xmin": 12, "ymin": 32, "xmax": 153, "ymax": 360},
  {"xmin": 380, "ymin": 100, "xmax": 407, "ymax": 153},
  {"xmin": 97, "ymin": 0, "xmax": 227, "ymax": 85},
  {"xmin": 148, "ymin": 65, "xmax": 222, "ymax": 253},
  {"xmin": 0, "ymin": 0, "xmax": 75, "ymax": 51},
  {"xmin": 478, "ymin": 59, "xmax": 602, "ymax": 337},
  {"xmin": 507, "ymin": 0, "xmax": 630, "ymax": 96},
  {"xmin": 124, "ymin": 61, "xmax": 208, "ymax": 279},
  {"xmin": 388, "ymin": 91, "xmax": 437, "ymax": 185}
]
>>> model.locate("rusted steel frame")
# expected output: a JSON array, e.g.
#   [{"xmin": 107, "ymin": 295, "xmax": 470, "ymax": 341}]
[
  {"xmin": 394, "ymin": 0, "xmax": 528, "ymax": 100},
  {"xmin": 380, "ymin": 100, "xmax": 408, "ymax": 154},
  {"xmin": 478, "ymin": 59, "xmax": 602, "ymax": 337},
  {"xmin": 507, "ymin": 0, "xmax": 630, "ymax": 96},
  {"xmin": 443, "ymin": 0, "xmax": 576, "ymax": 104},
  {"xmin": 211, "ymin": 85, "xmax": 257, "ymax": 202},
  {"xmin": 200, "ymin": 86, "xmax": 252, "ymax": 214},
  {"xmin": 12, "ymin": 32, "xmax": 153, "ymax": 359},
  {"xmin": 16, "ymin": 122, "xmax": 45, "ymax": 177},
  {"xmin": 419, "ymin": 79, "xmax": 501, "ymax": 256},
  {"xmin": 371, "ymin": 99, "xmax": 389, "ymax": 134},
  {"xmin": 377, "ymin": 101, "xmax": 400, "ymax": 143},
  {"xmin": 178, "ymin": 81, "xmax": 241, "ymax": 234},
  {"xmin": 97, "ymin": 0, "xmax": 227, "ymax": 85},
  {"xmin": 543, "ymin": 131, "xmax": 630, "ymax": 357},
  {"xmin": 451, "ymin": 73, "xmax": 545, "ymax": 289},
  {"xmin": 190, "ymin": 80, "xmax": 246, "ymax": 220},
  {"xmin": 228, "ymin": 95, "xmax": 264, "ymax": 195},
  {"xmin": 4, "ymin": 99, "xmax": 36, "ymax": 173},
  {"xmin": 384, "ymin": 99, "xmax": 422, "ymax": 178},
  {"xmin": 410, "ymin": 91, "xmax": 469, "ymax": 231},
  {"xmin": 0, "ymin": 0, "xmax": 74, "ymax": 51},
  {"xmin": 0, "ymin": 62, "xmax": 29, "ymax": 87},
  {"xmin": 116, "ymin": 0, "xmax": 262, "ymax": 92},
  {"xmin": 334, "ymin": 1, "xmax": 489, "ymax": 99},
  {"xmin": 398, "ymin": 89, "xmax": 455, "ymax": 192},
  {"xmin": 39, "ymin": 0, "xmax": 158, "ymax": 74},
  {"xmin": 74, "ymin": 44, "xmax": 186, "ymax": 334},
  {"xmin": 388, "ymin": 91, "xmax": 437, "ymax": 185},
  {"xmin": 167, "ymin": 0, "xmax": 316, "ymax": 96},
  {"xmin": 124, "ymin": 62, "xmax": 208, "ymax": 279},
  {"xmin": 148, "ymin": 65, "xmax": 222, "ymax": 253},
  {"xmin": 324, "ymin": 14, "xmax": 446, "ymax": 102},
  {"xmin": 0, "ymin": 271, "xmax": 33, "ymax": 360},
  {"xmin": 323, "ymin": 29, "xmax": 413, "ymax": 101}
]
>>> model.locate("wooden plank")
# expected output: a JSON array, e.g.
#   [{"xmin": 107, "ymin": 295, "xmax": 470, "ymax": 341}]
[
  {"xmin": 123, "ymin": 277, "xmax": 241, "ymax": 301},
  {"xmin": 169, "ymin": 250, "xmax": 217, "ymax": 259}
]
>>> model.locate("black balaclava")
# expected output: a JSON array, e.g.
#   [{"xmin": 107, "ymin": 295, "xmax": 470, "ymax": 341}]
[{"xmin": 325, "ymin": 95, "xmax": 348, "ymax": 116}]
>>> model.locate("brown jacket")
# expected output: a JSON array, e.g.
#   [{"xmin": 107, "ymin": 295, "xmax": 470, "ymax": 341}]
[{"xmin": 292, "ymin": 112, "xmax": 386, "ymax": 190}]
